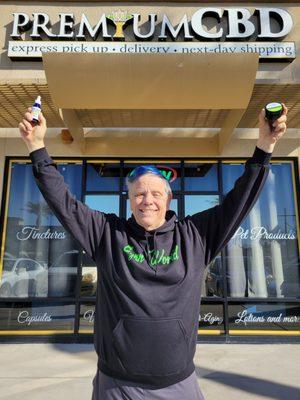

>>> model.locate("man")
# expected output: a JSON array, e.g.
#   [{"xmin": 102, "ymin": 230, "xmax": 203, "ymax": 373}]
[{"xmin": 19, "ymin": 105, "xmax": 287, "ymax": 400}]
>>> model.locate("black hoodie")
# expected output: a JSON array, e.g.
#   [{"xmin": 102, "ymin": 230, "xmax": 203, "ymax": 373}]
[{"xmin": 30, "ymin": 146, "xmax": 271, "ymax": 388}]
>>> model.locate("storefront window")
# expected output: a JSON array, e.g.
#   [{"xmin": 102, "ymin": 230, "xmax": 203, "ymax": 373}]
[
  {"xmin": 81, "ymin": 252, "xmax": 97, "ymax": 298},
  {"xmin": 184, "ymin": 162, "xmax": 218, "ymax": 191},
  {"xmin": 185, "ymin": 195, "xmax": 223, "ymax": 298},
  {"xmin": 228, "ymin": 302, "xmax": 300, "ymax": 332},
  {"xmin": 1, "ymin": 157, "xmax": 299, "ymax": 336},
  {"xmin": 47, "ymin": 250, "xmax": 79, "ymax": 297},
  {"xmin": 79, "ymin": 302, "xmax": 95, "ymax": 333},
  {"xmin": 86, "ymin": 162, "xmax": 120, "ymax": 192},
  {"xmin": 0, "ymin": 162, "xmax": 83, "ymax": 299},
  {"xmin": 198, "ymin": 302, "xmax": 225, "ymax": 334},
  {"xmin": 223, "ymin": 162, "xmax": 300, "ymax": 299},
  {"xmin": 85, "ymin": 194, "xmax": 120, "ymax": 215},
  {"xmin": 203, "ymin": 255, "xmax": 223, "ymax": 297},
  {"xmin": 185, "ymin": 195, "xmax": 219, "ymax": 215},
  {"xmin": 0, "ymin": 302, "xmax": 75, "ymax": 332}
]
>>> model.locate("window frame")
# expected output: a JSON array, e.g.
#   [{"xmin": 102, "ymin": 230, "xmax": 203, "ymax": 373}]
[{"xmin": 0, "ymin": 155, "xmax": 298, "ymax": 337}]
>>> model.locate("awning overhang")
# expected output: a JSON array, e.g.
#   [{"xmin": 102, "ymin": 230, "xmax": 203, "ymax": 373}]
[
  {"xmin": 43, "ymin": 52, "xmax": 258, "ymax": 109},
  {"xmin": 42, "ymin": 52, "xmax": 259, "ymax": 153}
]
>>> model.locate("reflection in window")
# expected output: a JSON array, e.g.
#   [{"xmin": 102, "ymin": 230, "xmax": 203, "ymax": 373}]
[
  {"xmin": 86, "ymin": 163, "xmax": 120, "ymax": 191},
  {"xmin": 228, "ymin": 302, "xmax": 300, "ymax": 331},
  {"xmin": 48, "ymin": 250, "xmax": 79, "ymax": 297},
  {"xmin": 81, "ymin": 267, "xmax": 97, "ymax": 297},
  {"xmin": 198, "ymin": 302, "xmax": 224, "ymax": 332},
  {"xmin": 185, "ymin": 195, "xmax": 219, "ymax": 216},
  {"xmin": 81, "ymin": 251, "xmax": 97, "ymax": 298},
  {"xmin": 79, "ymin": 303, "xmax": 95, "ymax": 333},
  {"xmin": 0, "ymin": 163, "xmax": 83, "ymax": 299},
  {"xmin": 0, "ymin": 302, "xmax": 75, "ymax": 331},
  {"xmin": 184, "ymin": 163, "xmax": 218, "ymax": 191},
  {"xmin": 184, "ymin": 195, "xmax": 222, "ymax": 297},
  {"xmin": 223, "ymin": 163, "xmax": 300, "ymax": 299},
  {"xmin": 204, "ymin": 255, "xmax": 223, "ymax": 298},
  {"xmin": 0, "ymin": 258, "xmax": 47, "ymax": 298},
  {"xmin": 85, "ymin": 195, "xmax": 119, "ymax": 215}
]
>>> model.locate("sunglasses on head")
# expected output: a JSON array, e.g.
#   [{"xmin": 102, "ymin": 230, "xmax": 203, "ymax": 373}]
[{"xmin": 127, "ymin": 165, "xmax": 177, "ymax": 183}]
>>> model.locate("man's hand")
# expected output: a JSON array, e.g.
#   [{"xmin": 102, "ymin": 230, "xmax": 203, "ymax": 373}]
[
  {"xmin": 257, "ymin": 103, "xmax": 288, "ymax": 153},
  {"xmin": 19, "ymin": 107, "xmax": 47, "ymax": 153}
]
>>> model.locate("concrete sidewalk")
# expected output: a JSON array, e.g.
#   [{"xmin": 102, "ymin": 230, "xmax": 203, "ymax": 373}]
[{"xmin": 0, "ymin": 343, "xmax": 299, "ymax": 400}]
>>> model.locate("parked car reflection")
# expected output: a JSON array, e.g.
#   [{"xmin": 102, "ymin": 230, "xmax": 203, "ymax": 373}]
[
  {"xmin": 48, "ymin": 250, "xmax": 97, "ymax": 297},
  {"xmin": 81, "ymin": 252, "xmax": 97, "ymax": 297},
  {"xmin": 0, "ymin": 257, "xmax": 47, "ymax": 298},
  {"xmin": 205, "ymin": 256, "xmax": 223, "ymax": 297},
  {"xmin": 0, "ymin": 250, "xmax": 97, "ymax": 298},
  {"xmin": 48, "ymin": 250, "xmax": 79, "ymax": 297}
]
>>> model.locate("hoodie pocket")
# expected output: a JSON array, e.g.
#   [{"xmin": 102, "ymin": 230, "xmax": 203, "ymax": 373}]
[{"xmin": 112, "ymin": 316, "xmax": 189, "ymax": 377}]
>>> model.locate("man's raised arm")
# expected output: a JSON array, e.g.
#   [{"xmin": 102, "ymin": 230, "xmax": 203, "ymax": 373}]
[
  {"xmin": 189, "ymin": 105, "xmax": 288, "ymax": 267},
  {"xmin": 19, "ymin": 107, "xmax": 106, "ymax": 262}
]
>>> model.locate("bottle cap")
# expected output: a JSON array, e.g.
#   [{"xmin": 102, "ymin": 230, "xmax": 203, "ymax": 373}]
[
  {"xmin": 265, "ymin": 102, "xmax": 282, "ymax": 113},
  {"xmin": 265, "ymin": 102, "xmax": 283, "ymax": 122},
  {"xmin": 265, "ymin": 102, "xmax": 283, "ymax": 131},
  {"xmin": 35, "ymin": 95, "xmax": 41, "ymax": 105}
]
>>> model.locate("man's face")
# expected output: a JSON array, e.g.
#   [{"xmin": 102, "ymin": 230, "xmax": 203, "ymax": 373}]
[{"xmin": 129, "ymin": 173, "xmax": 172, "ymax": 231}]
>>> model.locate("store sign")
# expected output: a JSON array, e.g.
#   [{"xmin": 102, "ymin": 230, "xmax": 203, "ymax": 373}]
[
  {"xmin": 16, "ymin": 226, "xmax": 66, "ymax": 241},
  {"xmin": 8, "ymin": 41, "xmax": 295, "ymax": 59},
  {"xmin": 17, "ymin": 311, "xmax": 52, "ymax": 325},
  {"xmin": 233, "ymin": 226, "xmax": 296, "ymax": 241},
  {"xmin": 156, "ymin": 166, "xmax": 177, "ymax": 183},
  {"xmin": 199, "ymin": 313, "xmax": 223, "ymax": 325},
  {"xmin": 8, "ymin": 8, "xmax": 295, "ymax": 59},
  {"xmin": 84, "ymin": 309, "xmax": 95, "ymax": 323},
  {"xmin": 10, "ymin": 8, "xmax": 293, "ymax": 40},
  {"xmin": 235, "ymin": 310, "xmax": 300, "ymax": 325}
]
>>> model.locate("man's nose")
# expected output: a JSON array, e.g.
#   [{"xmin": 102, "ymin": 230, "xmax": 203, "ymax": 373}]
[{"xmin": 143, "ymin": 193, "xmax": 154, "ymax": 204}]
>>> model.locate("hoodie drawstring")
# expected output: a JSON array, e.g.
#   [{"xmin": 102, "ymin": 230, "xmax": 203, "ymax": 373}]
[{"xmin": 140, "ymin": 232, "xmax": 158, "ymax": 275}]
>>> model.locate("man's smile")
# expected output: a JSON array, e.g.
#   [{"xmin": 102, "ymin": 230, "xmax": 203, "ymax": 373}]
[{"xmin": 140, "ymin": 209, "xmax": 158, "ymax": 213}]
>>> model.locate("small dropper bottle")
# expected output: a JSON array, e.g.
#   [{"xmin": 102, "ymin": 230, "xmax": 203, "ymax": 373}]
[{"xmin": 31, "ymin": 96, "xmax": 42, "ymax": 124}]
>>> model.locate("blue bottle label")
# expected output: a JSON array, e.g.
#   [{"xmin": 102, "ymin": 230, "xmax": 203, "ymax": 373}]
[{"xmin": 32, "ymin": 105, "xmax": 41, "ymax": 121}]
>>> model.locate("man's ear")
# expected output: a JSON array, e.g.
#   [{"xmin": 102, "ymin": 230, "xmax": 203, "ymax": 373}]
[
  {"xmin": 167, "ymin": 192, "xmax": 173, "ymax": 209},
  {"xmin": 128, "ymin": 191, "xmax": 133, "ymax": 212}
]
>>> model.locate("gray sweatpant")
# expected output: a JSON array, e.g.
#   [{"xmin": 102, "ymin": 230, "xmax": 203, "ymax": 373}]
[{"xmin": 91, "ymin": 369, "xmax": 205, "ymax": 400}]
